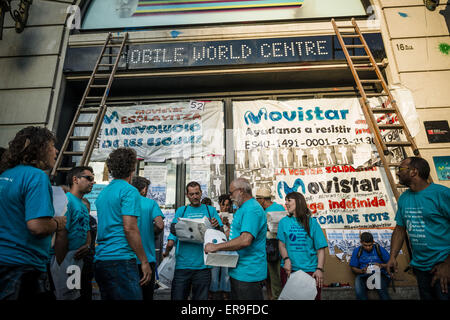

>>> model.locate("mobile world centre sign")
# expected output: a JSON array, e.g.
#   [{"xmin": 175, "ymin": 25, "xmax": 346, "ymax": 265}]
[{"xmin": 64, "ymin": 33, "xmax": 385, "ymax": 72}]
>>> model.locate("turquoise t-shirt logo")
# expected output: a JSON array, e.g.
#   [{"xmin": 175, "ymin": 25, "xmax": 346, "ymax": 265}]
[{"xmin": 289, "ymin": 233, "xmax": 297, "ymax": 241}]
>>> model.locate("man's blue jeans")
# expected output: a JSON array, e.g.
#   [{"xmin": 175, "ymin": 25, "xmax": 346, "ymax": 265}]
[
  {"xmin": 171, "ymin": 268, "xmax": 211, "ymax": 300},
  {"xmin": 94, "ymin": 259, "xmax": 142, "ymax": 300},
  {"xmin": 0, "ymin": 265, "xmax": 50, "ymax": 300},
  {"xmin": 413, "ymin": 267, "xmax": 449, "ymax": 300},
  {"xmin": 354, "ymin": 273, "xmax": 391, "ymax": 300}
]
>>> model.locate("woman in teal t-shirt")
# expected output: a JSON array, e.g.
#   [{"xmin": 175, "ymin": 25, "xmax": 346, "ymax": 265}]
[{"xmin": 277, "ymin": 192, "xmax": 328, "ymax": 300}]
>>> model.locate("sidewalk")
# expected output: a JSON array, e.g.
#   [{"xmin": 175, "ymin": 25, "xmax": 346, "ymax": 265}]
[{"xmin": 153, "ymin": 286, "xmax": 420, "ymax": 300}]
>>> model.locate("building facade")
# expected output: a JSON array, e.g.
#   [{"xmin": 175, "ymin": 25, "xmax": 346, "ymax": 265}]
[{"xmin": 1, "ymin": 0, "xmax": 449, "ymax": 289}]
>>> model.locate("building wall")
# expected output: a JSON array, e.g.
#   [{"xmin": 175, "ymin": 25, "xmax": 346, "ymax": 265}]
[
  {"xmin": 378, "ymin": 0, "xmax": 450, "ymax": 187},
  {"xmin": 0, "ymin": 0, "xmax": 77, "ymax": 147}
]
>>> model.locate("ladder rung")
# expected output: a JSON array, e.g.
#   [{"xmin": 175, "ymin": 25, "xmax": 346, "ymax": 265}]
[
  {"xmin": 85, "ymin": 96, "xmax": 103, "ymax": 100},
  {"xmin": 355, "ymin": 67, "xmax": 376, "ymax": 71},
  {"xmin": 69, "ymin": 136, "xmax": 90, "ymax": 141},
  {"xmin": 360, "ymin": 80, "xmax": 382, "ymax": 83},
  {"xmin": 396, "ymin": 184, "xmax": 409, "ymax": 189},
  {"xmin": 388, "ymin": 162, "xmax": 401, "ymax": 167},
  {"xmin": 341, "ymin": 35, "xmax": 360, "ymax": 38},
  {"xmin": 56, "ymin": 167, "xmax": 73, "ymax": 172},
  {"xmin": 79, "ymin": 107, "xmax": 101, "ymax": 113},
  {"xmin": 385, "ymin": 141, "xmax": 412, "ymax": 147},
  {"xmin": 93, "ymin": 74, "xmax": 110, "ymax": 78},
  {"xmin": 90, "ymin": 85, "xmax": 108, "ymax": 88},
  {"xmin": 371, "ymin": 108, "xmax": 396, "ymax": 113},
  {"xmin": 350, "ymin": 56, "xmax": 370, "ymax": 59},
  {"xmin": 74, "ymin": 122, "xmax": 94, "ymax": 127},
  {"xmin": 378, "ymin": 124, "xmax": 404, "ymax": 130},
  {"xmin": 345, "ymin": 45, "xmax": 365, "ymax": 48},
  {"xmin": 365, "ymin": 93, "xmax": 389, "ymax": 97},
  {"xmin": 63, "ymin": 151, "xmax": 84, "ymax": 156},
  {"xmin": 102, "ymin": 54, "xmax": 117, "ymax": 57},
  {"xmin": 99, "ymin": 64, "xmax": 115, "ymax": 67},
  {"xmin": 106, "ymin": 44, "xmax": 122, "ymax": 47}
]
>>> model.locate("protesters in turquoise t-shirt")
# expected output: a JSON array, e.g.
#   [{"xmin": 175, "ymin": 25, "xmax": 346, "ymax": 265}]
[
  {"xmin": 205, "ymin": 178, "xmax": 267, "ymax": 300},
  {"xmin": 388, "ymin": 157, "xmax": 450, "ymax": 300},
  {"xmin": 50, "ymin": 166, "xmax": 94, "ymax": 300},
  {"xmin": 164, "ymin": 181, "xmax": 222, "ymax": 300},
  {"xmin": 256, "ymin": 186, "xmax": 285, "ymax": 300},
  {"xmin": 0, "ymin": 127, "xmax": 66, "ymax": 300},
  {"xmin": 278, "ymin": 191, "xmax": 328, "ymax": 300},
  {"xmin": 94, "ymin": 148, "xmax": 151, "ymax": 300},
  {"xmin": 131, "ymin": 176, "xmax": 164, "ymax": 300}
]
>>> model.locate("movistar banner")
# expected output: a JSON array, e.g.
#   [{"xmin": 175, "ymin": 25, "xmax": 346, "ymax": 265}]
[{"xmin": 232, "ymin": 98, "xmax": 398, "ymax": 229}]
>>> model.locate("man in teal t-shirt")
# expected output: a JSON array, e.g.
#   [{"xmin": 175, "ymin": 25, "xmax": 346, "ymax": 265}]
[
  {"xmin": 94, "ymin": 148, "xmax": 151, "ymax": 300},
  {"xmin": 51, "ymin": 166, "xmax": 94, "ymax": 300},
  {"xmin": 131, "ymin": 176, "xmax": 164, "ymax": 300},
  {"xmin": 164, "ymin": 181, "xmax": 222, "ymax": 300},
  {"xmin": 205, "ymin": 178, "xmax": 267, "ymax": 300},
  {"xmin": 256, "ymin": 186, "xmax": 285, "ymax": 300},
  {"xmin": 387, "ymin": 157, "xmax": 449, "ymax": 300}
]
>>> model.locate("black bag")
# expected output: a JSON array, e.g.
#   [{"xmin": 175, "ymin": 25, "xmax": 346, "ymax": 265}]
[{"xmin": 266, "ymin": 239, "xmax": 279, "ymax": 262}]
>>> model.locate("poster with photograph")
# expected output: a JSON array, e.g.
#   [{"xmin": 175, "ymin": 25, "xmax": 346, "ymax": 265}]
[{"xmin": 144, "ymin": 164, "xmax": 168, "ymax": 206}]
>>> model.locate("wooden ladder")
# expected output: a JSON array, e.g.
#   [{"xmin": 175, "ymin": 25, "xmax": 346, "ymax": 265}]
[
  {"xmin": 50, "ymin": 32, "xmax": 128, "ymax": 180},
  {"xmin": 331, "ymin": 18, "xmax": 423, "ymax": 201}
]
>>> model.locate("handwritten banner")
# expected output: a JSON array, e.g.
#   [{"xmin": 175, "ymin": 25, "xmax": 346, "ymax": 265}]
[{"xmin": 89, "ymin": 101, "xmax": 224, "ymax": 161}]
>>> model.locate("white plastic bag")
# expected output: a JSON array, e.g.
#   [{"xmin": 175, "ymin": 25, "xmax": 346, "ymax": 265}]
[
  {"xmin": 278, "ymin": 269, "xmax": 317, "ymax": 300},
  {"xmin": 50, "ymin": 250, "xmax": 84, "ymax": 300},
  {"xmin": 157, "ymin": 248, "xmax": 176, "ymax": 289},
  {"xmin": 203, "ymin": 229, "xmax": 239, "ymax": 268},
  {"xmin": 266, "ymin": 211, "xmax": 287, "ymax": 234},
  {"xmin": 175, "ymin": 217, "xmax": 212, "ymax": 244}
]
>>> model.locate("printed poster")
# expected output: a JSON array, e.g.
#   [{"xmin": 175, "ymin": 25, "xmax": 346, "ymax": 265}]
[
  {"xmin": 232, "ymin": 99, "xmax": 403, "ymax": 229},
  {"xmin": 144, "ymin": 164, "xmax": 168, "ymax": 206},
  {"xmin": 433, "ymin": 156, "xmax": 450, "ymax": 181}
]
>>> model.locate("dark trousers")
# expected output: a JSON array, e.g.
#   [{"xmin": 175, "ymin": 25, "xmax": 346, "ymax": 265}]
[
  {"xmin": 171, "ymin": 268, "xmax": 211, "ymax": 300},
  {"xmin": 414, "ymin": 267, "xmax": 449, "ymax": 300},
  {"xmin": 0, "ymin": 265, "xmax": 52, "ymax": 300},
  {"xmin": 80, "ymin": 259, "xmax": 94, "ymax": 300},
  {"xmin": 138, "ymin": 262, "xmax": 156, "ymax": 300},
  {"xmin": 94, "ymin": 259, "xmax": 143, "ymax": 300},
  {"xmin": 230, "ymin": 277, "xmax": 264, "ymax": 300}
]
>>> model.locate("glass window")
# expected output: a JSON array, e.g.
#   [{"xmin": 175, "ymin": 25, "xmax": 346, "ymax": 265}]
[{"xmin": 82, "ymin": 0, "xmax": 367, "ymax": 30}]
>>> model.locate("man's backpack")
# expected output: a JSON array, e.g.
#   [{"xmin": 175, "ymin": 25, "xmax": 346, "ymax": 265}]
[{"xmin": 357, "ymin": 243, "xmax": 385, "ymax": 262}]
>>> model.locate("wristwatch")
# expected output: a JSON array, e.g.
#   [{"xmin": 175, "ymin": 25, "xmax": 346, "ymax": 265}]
[{"xmin": 283, "ymin": 256, "xmax": 290, "ymax": 261}]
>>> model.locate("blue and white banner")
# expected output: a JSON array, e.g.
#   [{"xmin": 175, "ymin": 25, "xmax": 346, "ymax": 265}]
[
  {"xmin": 89, "ymin": 100, "xmax": 224, "ymax": 162},
  {"xmin": 232, "ymin": 99, "xmax": 399, "ymax": 229}
]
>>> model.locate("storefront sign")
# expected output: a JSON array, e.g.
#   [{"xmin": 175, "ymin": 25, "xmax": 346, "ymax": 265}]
[
  {"xmin": 63, "ymin": 34, "xmax": 385, "ymax": 72},
  {"xmin": 87, "ymin": 101, "xmax": 224, "ymax": 161},
  {"xmin": 424, "ymin": 120, "xmax": 450, "ymax": 143}
]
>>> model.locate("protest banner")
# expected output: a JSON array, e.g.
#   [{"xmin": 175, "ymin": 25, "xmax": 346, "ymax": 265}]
[{"xmin": 88, "ymin": 100, "xmax": 224, "ymax": 162}]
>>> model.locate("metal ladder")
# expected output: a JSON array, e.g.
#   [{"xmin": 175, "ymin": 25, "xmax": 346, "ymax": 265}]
[
  {"xmin": 50, "ymin": 32, "xmax": 128, "ymax": 180},
  {"xmin": 331, "ymin": 18, "xmax": 423, "ymax": 201}
]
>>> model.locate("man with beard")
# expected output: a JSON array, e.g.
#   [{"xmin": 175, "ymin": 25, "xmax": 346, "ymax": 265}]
[
  {"xmin": 51, "ymin": 166, "xmax": 95, "ymax": 299},
  {"xmin": 205, "ymin": 178, "xmax": 267, "ymax": 300},
  {"xmin": 387, "ymin": 157, "xmax": 449, "ymax": 300}
]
